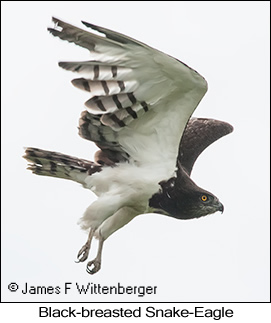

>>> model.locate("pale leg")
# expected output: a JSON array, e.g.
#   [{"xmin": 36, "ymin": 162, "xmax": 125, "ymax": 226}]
[
  {"xmin": 76, "ymin": 227, "xmax": 95, "ymax": 262},
  {"xmin": 86, "ymin": 235, "xmax": 104, "ymax": 274},
  {"xmin": 85, "ymin": 206, "xmax": 140, "ymax": 274}
]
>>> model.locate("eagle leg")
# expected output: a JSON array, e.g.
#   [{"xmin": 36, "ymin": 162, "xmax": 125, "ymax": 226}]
[
  {"xmin": 86, "ymin": 236, "xmax": 104, "ymax": 274},
  {"xmin": 76, "ymin": 228, "xmax": 95, "ymax": 262}
]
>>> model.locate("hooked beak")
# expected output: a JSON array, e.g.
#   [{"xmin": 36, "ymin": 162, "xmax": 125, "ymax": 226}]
[{"xmin": 218, "ymin": 202, "xmax": 224, "ymax": 214}]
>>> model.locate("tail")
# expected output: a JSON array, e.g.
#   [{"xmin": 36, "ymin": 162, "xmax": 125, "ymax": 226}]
[{"xmin": 23, "ymin": 147, "xmax": 102, "ymax": 186}]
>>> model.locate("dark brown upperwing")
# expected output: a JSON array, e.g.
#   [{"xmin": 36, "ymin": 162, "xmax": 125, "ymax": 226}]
[{"xmin": 178, "ymin": 118, "xmax": 233, "ymax": 176}]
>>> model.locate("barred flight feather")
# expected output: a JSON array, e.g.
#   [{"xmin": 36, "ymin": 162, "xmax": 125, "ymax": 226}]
[
  {"xmin": 59, "ymin": 61, "xmax": 132, "ymax": 81},
  {"xmin": 71, "ymin": 78, "xmax": 138, "ymax": 97},
  {"xmin": 78, "ymin": 111, "xmax": 127, "ymax": 152},
  {"xmin": 84, "ymin": 93, "xmax": 133, "ymax": 114},
  {"xmin": 101, "ymin": 102, "xmax": 149, "ymax": 130},
  {"xmin": 48, "ymin": 17, "xmax": 123, "ymax": 53},
  {"xmin": 81, "ymin": 20, "xmax": 148, "ymax": 47}
]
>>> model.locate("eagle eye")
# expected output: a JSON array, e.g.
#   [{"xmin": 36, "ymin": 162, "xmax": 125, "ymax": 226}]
[{"xmin": 201, "ymin": 194, "xmax": 208, "ymax": 202}]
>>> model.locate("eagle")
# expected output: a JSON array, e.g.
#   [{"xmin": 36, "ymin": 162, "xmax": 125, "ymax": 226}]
[{"xmin": 24, "ymin": 17, "xmax": 233, "ymax": 274}]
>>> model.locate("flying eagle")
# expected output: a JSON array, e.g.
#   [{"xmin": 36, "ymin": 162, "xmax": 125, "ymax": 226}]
[{"xmin": 24, "ymin": 18, "xmax": 233, "ymax": 274}]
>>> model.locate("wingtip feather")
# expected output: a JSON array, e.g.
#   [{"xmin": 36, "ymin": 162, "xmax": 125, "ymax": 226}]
[
  {"xmin": 227, "ymin": 123, "xmax": 234, "ymax": 134},
  {"xmin": 81, "ymin": 20, "xmax": 96, "ymax": 29}
]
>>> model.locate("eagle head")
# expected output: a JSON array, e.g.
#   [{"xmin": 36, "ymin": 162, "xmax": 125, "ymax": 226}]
[{"xmin": 149, "ymin": 168, "xmax": 224, "ymax": 220}]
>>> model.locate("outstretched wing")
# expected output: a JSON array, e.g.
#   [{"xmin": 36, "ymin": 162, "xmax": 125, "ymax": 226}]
[
  {"xmin": 48, "ymin": 18, "xmax": 207, "ymax": 170},
  {"xmin": 178, "ymin": 118, "xmax": 234, "ymax": 175}
]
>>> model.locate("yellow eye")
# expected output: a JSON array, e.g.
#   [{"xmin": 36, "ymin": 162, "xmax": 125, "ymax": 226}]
[{"xmin": 201, "ymin": 195, "xmax": 208, "ymax": 202}]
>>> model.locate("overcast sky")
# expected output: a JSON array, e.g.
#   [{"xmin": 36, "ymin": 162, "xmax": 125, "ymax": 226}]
[{"xmin": 2, "ymin": 1, "xmax": 270, "ymax": 304}]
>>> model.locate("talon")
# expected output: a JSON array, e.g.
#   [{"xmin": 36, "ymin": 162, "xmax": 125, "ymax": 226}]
[
  {"xmin": 86, "ymin": 259, "xmax": 101, "ymax": 274},
  {"xmin": 76, "ymin": 228, "xmax": 95, "ymax": 263},
  {"xmin": 76, "ymin": 243, "xmax": 90, "ymax": 262}
]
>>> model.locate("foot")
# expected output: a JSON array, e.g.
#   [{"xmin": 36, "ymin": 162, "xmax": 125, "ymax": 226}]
[
  {"xmin": 76, "ymin": 228, "xmax": 94, "ymax": 262},
  {"xmin": 86, "ymin": 258, "xmax": 101, "ymax": 274},
  {"xmin": 76, "ymin": 243, "xmax": 90, "ymax": 262}
]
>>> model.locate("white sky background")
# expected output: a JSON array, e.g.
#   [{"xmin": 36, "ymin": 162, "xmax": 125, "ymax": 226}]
[{"xmin": 1, "ymin": 1, "xmax": 270, "ymax": 305}]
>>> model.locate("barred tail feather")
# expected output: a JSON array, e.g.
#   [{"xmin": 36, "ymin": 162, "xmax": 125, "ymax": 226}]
[{"xmin": 23, "ymin": 147, "xmax": 102, "ymax": 186}]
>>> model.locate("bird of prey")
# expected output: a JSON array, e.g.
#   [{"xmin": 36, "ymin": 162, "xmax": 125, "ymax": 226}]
[{"xmin": 24, "ymin": 17, "xmax": 233, "ymax": 274}]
